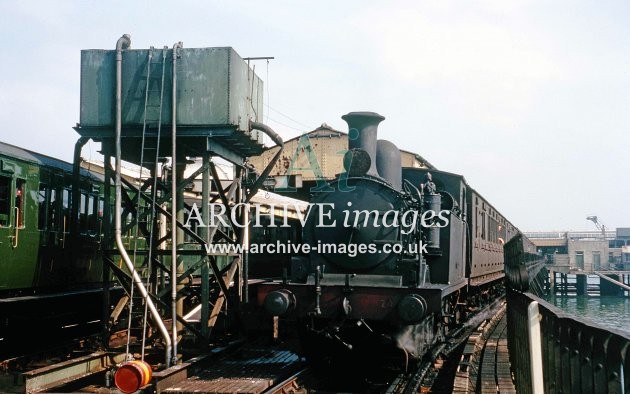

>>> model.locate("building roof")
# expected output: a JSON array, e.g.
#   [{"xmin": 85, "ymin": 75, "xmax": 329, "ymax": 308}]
[{"xmin": 274, "ymin": 124, "xmax": 437, "ymax": 170}]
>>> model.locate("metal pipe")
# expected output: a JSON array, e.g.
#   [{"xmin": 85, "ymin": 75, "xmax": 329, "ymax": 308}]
[
  {"xmin": 70, "ymin": 136, "xmax": 88, "ymax": 239},
  {"xmin": 314, "ymin": 266, "xmax": 322, "ymax": 315},
  {"xmin": 245, "ymin": 121, "xmax": 283, "ymax": 202},
  {"xmin": 114, "ymin": 34, "xmax": 172, "ymax": 366},
  {"xmin": 200, "ymin": 154, "xmax": 210, "ymax": 340},
  {"xmin": 242, "ymin": 198, "xmax": 250, "ymax": 303},
  {"xmin": 241, "ymin": 122, "xmax": 282, "ymax": 301},
  {"xmin": 102, "ymin": 143, "xmax": 112, "ymax": 347},
  {"xmin": 170, "ymin": 40, "xmax": 183, "ymax": 366}
]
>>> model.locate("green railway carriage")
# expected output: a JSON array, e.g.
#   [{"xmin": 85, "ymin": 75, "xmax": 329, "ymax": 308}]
[
  {"xmin": 0, "ymin": 141, "xmax": 105, "ymax": 294},
  {"xmin": 0, "ymin": 141, "xmax": 119, "ymax": 358}
]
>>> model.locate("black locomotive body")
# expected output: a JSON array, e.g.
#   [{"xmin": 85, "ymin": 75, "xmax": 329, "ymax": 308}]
[{"xmin": 254, "ymin": 111, "xmax": 517, "ymax": 377}]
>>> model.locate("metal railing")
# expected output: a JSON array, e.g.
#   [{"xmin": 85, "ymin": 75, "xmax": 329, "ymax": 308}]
[
  {"xmin": 506, "ymin": 289, "xmax": 629, "ymax": 393},
  {"xmin": 523, "ymin": 231, "xmax": 617, "ymax": 240}
]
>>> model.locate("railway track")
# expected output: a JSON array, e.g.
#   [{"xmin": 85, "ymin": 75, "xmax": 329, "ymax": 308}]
[
  {"xmin": 451, "ymin": 301, "xmax": 514, "ymax": 393},
  {"xmin": 2, "ymin": 300, "xmax": 509, "ymax": 393},
  {"xmin": 384, "ymin": 298, "xmax": 508, "ymax": 394},
  {"xmin": 277, "ymin": 299, "xmax": 509, "ymax": 394}
]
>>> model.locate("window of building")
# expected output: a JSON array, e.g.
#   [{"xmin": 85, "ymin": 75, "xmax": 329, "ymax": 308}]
[
  {"xmin": 575, "ymin": 251, "xmax": 584, "ymax": 269},
  {"xmin": 592, "ymin": 251, "xmax": 601, "ymax": 271}
]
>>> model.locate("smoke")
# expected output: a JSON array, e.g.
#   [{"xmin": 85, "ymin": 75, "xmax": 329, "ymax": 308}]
[
  {"xmin": 393, "ymin": 319, "xmax": 434, "ymax": 358},
  {"xmin": 393, "ymin": 299, "xmax": 505, "ymax": 358}
]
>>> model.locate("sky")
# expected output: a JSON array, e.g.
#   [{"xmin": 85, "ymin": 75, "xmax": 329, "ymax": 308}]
[{"xmin": 0, "ymin": 0, "xmax": 629, "ymax": 232}]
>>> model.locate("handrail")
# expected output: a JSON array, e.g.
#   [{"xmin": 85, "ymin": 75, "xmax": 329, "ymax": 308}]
[
  {"xmin": 11, "ymin": 207, "xmax": 19, "ymax": 248},
  {"xmin": 506, "ymin": 289, "xmax": 629, "ymax": 393}
]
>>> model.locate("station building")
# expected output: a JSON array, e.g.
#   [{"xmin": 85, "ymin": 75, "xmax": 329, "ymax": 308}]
[{"xmin": 525, "ymin": 228, "xmax": 630, "ymax": 272}]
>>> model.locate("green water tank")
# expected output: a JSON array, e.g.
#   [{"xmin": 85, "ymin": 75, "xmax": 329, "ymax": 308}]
[{"xmin": 79, "ymin": 46, "xmax": 264, "ymax": 142}]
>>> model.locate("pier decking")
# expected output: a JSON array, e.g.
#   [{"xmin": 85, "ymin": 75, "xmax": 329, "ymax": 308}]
[{"xmin": 454, "ymin": 305, "xmax": 516, "ymax": 393}]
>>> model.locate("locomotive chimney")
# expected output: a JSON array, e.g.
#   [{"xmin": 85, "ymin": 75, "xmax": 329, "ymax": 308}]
[{"xmin": 342, "ymin": 111, "xmax": 384, "ymax": 178}]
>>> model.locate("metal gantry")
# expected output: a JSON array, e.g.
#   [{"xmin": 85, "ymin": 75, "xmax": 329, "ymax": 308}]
[{"xmin": 73, "ymin": 34, "xmax": 282, "ymax": 367}]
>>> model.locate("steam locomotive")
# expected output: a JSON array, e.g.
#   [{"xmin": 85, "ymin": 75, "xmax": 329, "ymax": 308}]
[{"xmin": 254, "ymin": 111, "xmax": 519, "ymax": 378}]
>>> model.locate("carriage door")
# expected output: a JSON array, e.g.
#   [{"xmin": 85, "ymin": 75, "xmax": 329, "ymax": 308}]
[{"xmin": 0, "ymin": 173, "xmax": 28, "ymax": 287}]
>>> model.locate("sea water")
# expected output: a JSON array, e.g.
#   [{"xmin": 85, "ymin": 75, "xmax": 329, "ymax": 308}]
[
  {"xmin": 545, "ymin": 276, "xmax": 630, "ymax": 334},
  {"xmin": 545, "ymin": 295, "xmax": 630, "ymax": 334}
]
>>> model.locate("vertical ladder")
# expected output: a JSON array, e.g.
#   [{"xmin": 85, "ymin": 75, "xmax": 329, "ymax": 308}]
[
  {"xmin": 139, "ymin": 46, "xmax": 168, "ymax": 177},
  {"xmin": 126, "ymin": 46, "xmax": 169, "ymax": 356},
  {"xmin": 133, "ymin": 46, "xmax": 168, "ymax": 278}
]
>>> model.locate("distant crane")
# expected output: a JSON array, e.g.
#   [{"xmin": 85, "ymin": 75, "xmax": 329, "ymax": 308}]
[{"xmin": 586, "ymin": 215, "xmax": 607, "ymax": 238}]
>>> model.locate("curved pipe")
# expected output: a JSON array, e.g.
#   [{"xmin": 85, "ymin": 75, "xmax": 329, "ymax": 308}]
[
  {"xmin": 245, "ymin": 121, "xmax": 283, "ymax": 203},
  {"xmin": 114, "ymin": 34, "xmax": 173, "ymax": 366},
  {"xmin": 243, "ymin": 121, "xmax": 283, "ymax": 303},
  {"xmin": 70, "ymin": 136, "xmax": 89, "ymax": 238},
  {"xmin": 171, "ymin": 40, "xmax": 183, "ymax": 366}
]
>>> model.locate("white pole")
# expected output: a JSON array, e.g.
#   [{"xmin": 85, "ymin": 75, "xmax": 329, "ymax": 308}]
[{"xmin": 527, "ymin": 301, "xmax": 545, "ymax": 394}]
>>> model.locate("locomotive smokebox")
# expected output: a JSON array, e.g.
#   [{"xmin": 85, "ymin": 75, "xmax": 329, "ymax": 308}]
[{"xmin": 342, "ymin": 112, "xmax": 385, "ymax": 178}]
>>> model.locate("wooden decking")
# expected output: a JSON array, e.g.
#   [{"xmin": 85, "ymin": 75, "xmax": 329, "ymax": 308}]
[
  {"xmin": 479, "ymin": 315, "xmax": 515, "ymax": 393},
  {"xmin": 454, "ymin": 304, "xmax": 516, "ymax": 393},
  {"xmin": 161, "ymin": 346, "xmax": 303, "ymax": 394}
]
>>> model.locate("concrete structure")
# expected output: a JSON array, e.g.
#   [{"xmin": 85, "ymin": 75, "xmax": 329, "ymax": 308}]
[
  {"xmin": 622, "ymin": 246, "xmax": 630, "ymax": 271},
  {"xmin": 567, "ymin": 238, "xmax": 609, "ymax": 271},
  {"xmin": 526, "ymin": 229, "xmax": 630, "ymax": 270},
  {"xmin": 527, "ymin": 229, "xmax": 630, "ymax": 296}
]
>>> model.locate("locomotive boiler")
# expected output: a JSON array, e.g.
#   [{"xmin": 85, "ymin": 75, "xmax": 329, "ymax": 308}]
[{"xmin": 255, "ymin": 112, "xmax": 481, "ymax": 377}]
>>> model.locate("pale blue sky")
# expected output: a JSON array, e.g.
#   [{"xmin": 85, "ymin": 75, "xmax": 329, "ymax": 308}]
[{"xmin": 1, "ymin": 1, "xmax": 629, "ymax": 232}]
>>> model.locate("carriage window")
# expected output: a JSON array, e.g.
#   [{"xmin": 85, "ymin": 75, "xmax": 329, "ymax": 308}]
[
  {"xmin": 79, "ymin": 192, "xmax": 87, "ymax": 233},
  {"xmin": 98, "ymin": 198, "xmax": 105, "ymax": 232},
  {"xmin": 0, "ymin": 176, "xmax": 9, "ymax": 226},
  {"xmin": 15, "ymin": 179, "xmax": 25, "ymax": 228},
  {"xmin": 88, "ymin": 194, "xmax": 97, "ymax": 234},
  {"xmin": 49, "ymin": 189, "xmax": 58, "ymax": 230},
  {"xmin": 38, "ymin": 183, "xmax": 47, "ymax": 230},
  {"xmin": 62, "ymin": 188, "xmax": 71, "ymax": 233},
  {"xmin": 488, "ymin": 217, "xmax": 498, "ymax": 244}
]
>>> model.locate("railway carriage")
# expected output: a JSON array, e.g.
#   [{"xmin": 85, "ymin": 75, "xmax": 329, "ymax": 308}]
[{"xmin": 0, "ymin": 141, "xmax": 111, "ymax": 357}]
